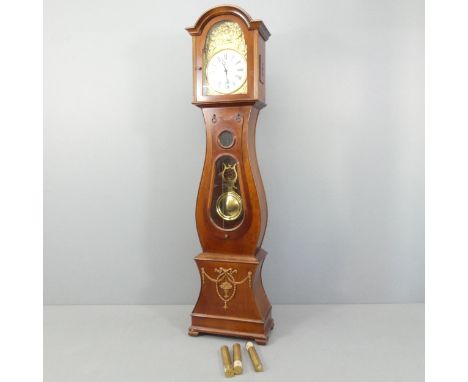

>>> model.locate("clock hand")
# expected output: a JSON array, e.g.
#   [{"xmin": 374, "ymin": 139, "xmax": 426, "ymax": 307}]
[
  {"xmin": 222, "ymin": 61, "xmax": 228, "ymax": 75},
  {"xmin": 222, "ymin": 62, "xmax": 229, "ymax": 84}
]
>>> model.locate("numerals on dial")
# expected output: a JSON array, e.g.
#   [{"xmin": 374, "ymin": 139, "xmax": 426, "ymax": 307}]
[{"xmin": 206, "ymin": 49, "xmax": 247, "ymax": 94}]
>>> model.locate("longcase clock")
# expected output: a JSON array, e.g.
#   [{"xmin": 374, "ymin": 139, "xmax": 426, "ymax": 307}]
[{"xmin": 186, "ymin": 5, "xmax": 273, "ymax": 345}]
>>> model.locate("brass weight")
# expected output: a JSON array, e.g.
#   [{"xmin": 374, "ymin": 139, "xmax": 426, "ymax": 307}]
[
  {"xmin": 220, "ymin": 345, "xmax": 235, "ymax": 377},
  {"xmin": 232, "ymin": 343, "xmax": 243, "ymax": 374},
  {"xmin": 246, "ymin": 342, "xmax": 263, "ymax": 372}
]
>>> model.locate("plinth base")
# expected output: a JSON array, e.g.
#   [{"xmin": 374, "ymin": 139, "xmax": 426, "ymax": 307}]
[{"xmin": 188, "ymin": 249, "xmax": 273, "ymax": 344}]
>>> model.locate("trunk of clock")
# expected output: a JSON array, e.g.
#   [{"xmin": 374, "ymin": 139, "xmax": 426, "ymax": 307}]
[
  {"xmin": 194, "ymin": 105, "xmax": 267, "ymax": 254},
  {"xmin": 188, "ymin": 249, "xmax": 273, "ymax": 345}
]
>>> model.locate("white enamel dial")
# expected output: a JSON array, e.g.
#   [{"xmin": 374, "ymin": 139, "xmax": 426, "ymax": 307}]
[{"xmin": 206, "ymin": 49, "xmax": 247, "ymax": 94}]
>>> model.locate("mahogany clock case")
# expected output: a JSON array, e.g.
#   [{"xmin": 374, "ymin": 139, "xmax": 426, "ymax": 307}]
[{"xmin": 186, "ymin": 6, "xmax": 274, "ymax": 344}]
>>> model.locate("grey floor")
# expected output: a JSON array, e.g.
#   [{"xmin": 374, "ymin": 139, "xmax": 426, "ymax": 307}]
[{"xmin": 44, "ymin": 304, "xmax": 424, "ymax": 382}]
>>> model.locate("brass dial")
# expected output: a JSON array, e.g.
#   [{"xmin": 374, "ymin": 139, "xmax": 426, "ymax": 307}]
[{"xmin": 202, "ymin": 20, "xmax": 248, "ymax": 95}]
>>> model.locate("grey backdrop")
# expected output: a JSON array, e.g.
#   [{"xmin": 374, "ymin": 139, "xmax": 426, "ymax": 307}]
[{"xmin": 44, "ymin": 0, "xmax": 424, "ymax": 304}]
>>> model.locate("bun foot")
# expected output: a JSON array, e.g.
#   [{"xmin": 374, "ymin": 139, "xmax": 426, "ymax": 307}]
[
  {"xmin": 188, "ymin": 327, "xmax": 200, "ymax": 337},
  {"xmin": 254, "ymin": 337, "xmax": 268, "ymax": 345}
]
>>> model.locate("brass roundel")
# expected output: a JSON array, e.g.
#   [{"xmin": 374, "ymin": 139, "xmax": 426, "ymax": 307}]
[{"xmin": 216, "ymin": 191, "xmax": 243, "ymax": 221}]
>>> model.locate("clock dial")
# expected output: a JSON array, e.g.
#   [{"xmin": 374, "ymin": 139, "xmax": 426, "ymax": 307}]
[{"xmin": 206, "ymin": 49, "xmax": 247, "ymax": 94}]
